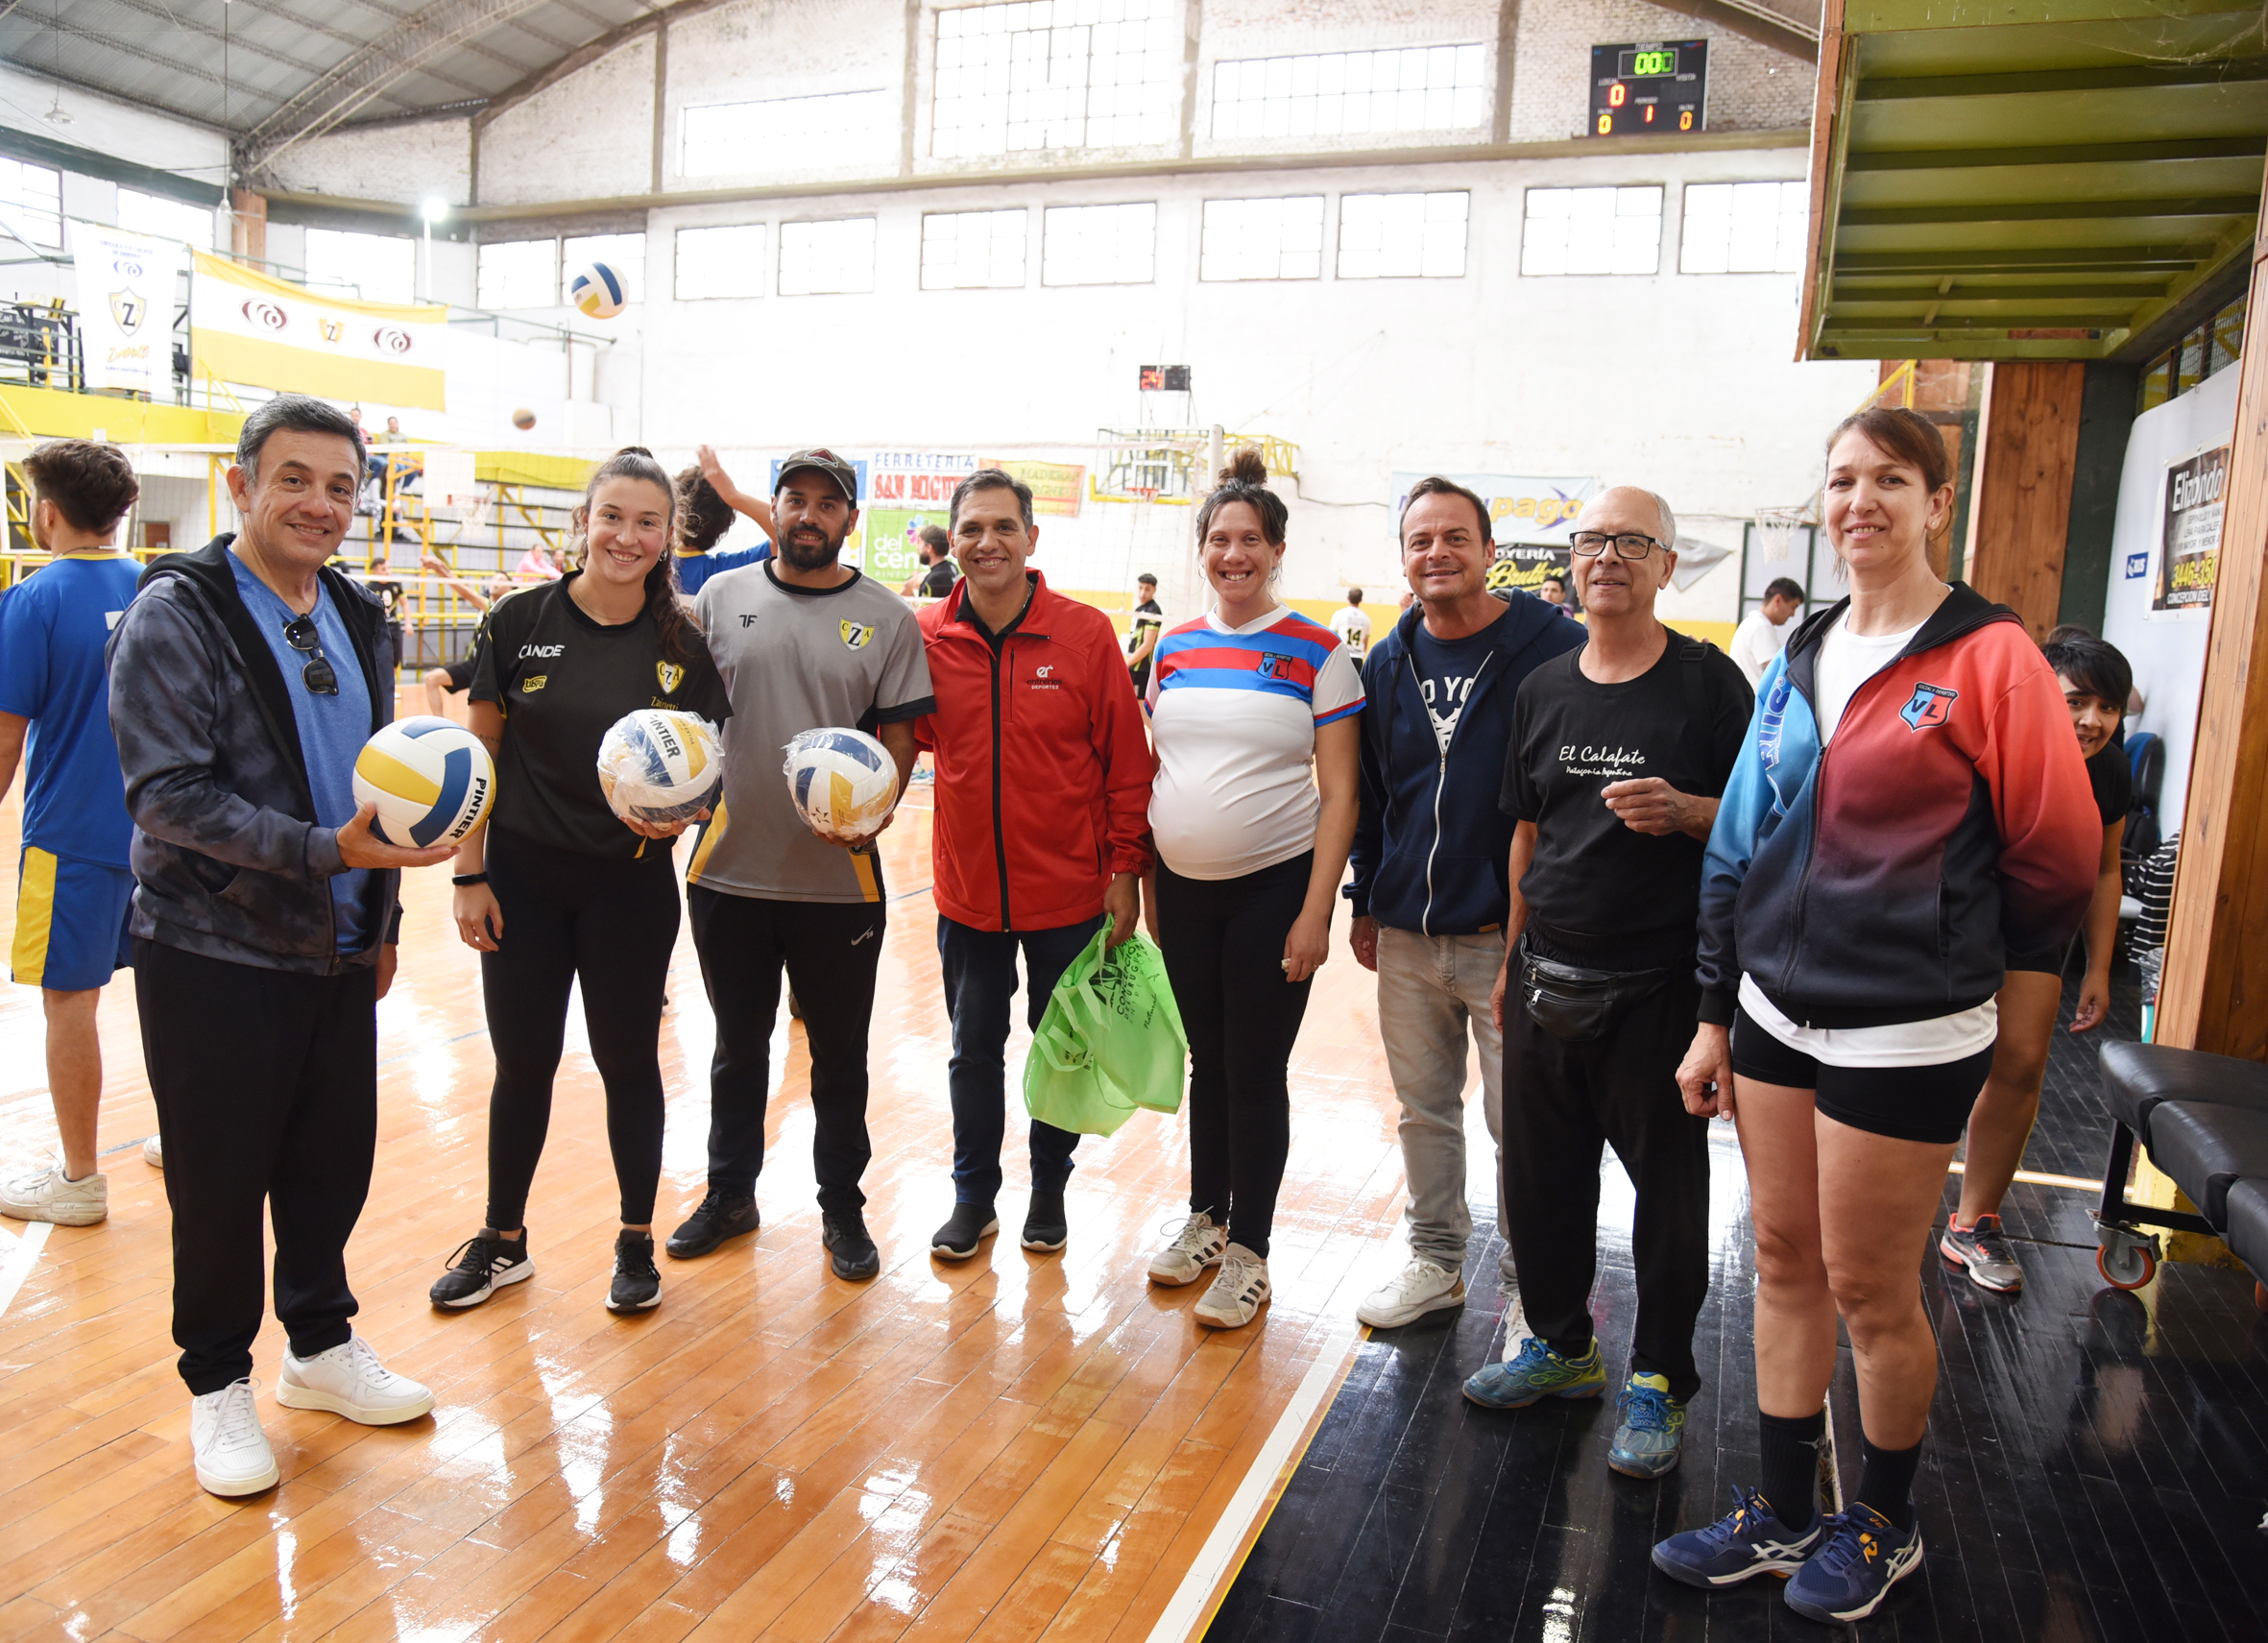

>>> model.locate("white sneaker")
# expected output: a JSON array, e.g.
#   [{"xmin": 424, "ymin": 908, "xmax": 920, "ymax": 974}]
[
  {"xmin": 1147, "ymin": 1213, "xmax": 1226, "ymax": 1287},
  {"xmin": 0, "ymin": 1163, "xmax": 108, "ymax": 1225},
  {"xmin": 1357, "ymin": 1257, "xmax": 1466, "ymax": 1329},
  {"xmin": 143, "ymin": 1133, "xmax": 164, "ymax": 1168},
  {"xmin": 190, "ymin": 1379, "xmax": 278, "ymax": 1497},
  {"xmin": 1194, "ymin": 1243, "xmax": 1270, "ymax": 1328},
  {"xmin": 277, "ymin": 1334, "xmax": 435, "ymax": 1425}
]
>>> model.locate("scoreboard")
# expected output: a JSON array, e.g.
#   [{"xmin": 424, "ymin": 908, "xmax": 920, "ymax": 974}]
[{"xmin": 1589, "ymin": 39, "xmax": 1708, "ymax": 136}]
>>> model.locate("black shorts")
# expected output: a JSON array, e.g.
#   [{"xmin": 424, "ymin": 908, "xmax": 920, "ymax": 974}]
[
  {"xmin": 435, "ymin": 657, "xmax": 475, "ymax": 692},
  {"xmin": 1729, "ymin": 1004, "xmax": 1991, "ymax": 1146},
  {"xmin": 2004, "ymin": 942, "xmax": 2067, "ymax": 977}
]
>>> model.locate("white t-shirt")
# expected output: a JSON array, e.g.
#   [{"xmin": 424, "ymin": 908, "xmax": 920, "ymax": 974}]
[
  {"xmin": 1329, "ymin": 604, "xmax": 1372, "ymax": 659},
  {"xmin": 1813, "ymin": 611, "xmax": 1924, "ymax": 742},
  {"xmin": 1729, "ymin": 608, "xmax": 1793, "ymax": 687},
  {"xmin": 1743, "ymin": 603, "xmax": 1992, "ymax": 1067},
  {"xmin": 1146, "ymin": 604, "xmax": 1365, "ymax": 881}
]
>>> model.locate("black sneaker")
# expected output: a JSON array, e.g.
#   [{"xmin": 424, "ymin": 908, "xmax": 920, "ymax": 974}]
[
  {"xmin": 607, "ymin": 1231, "xmax": 662, "ymax": 1313},
  {"xmin": 823, "ymin": 1212, "xmax": 880, "ymax": 1280},
  {"xmin": 931, "ymin": 1202, "xmax": 1000, "ymax": 1262},
  {"xmin": 1021, "ymin": 1192, "xmax": 1068, "ymax": 1253},
  {"xmin": 430, "ymin": 1230, "xmax": 534, "ymax": 1309},
  {"xmin": 667, "ymin": 1187, "xmax": 760, "ymax": 1258}
]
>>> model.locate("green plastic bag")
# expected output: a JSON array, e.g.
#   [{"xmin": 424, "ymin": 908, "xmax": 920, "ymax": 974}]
[{"xmin": 1022, "ymin": 928, "xmax": 1189, "ymax": 1137}]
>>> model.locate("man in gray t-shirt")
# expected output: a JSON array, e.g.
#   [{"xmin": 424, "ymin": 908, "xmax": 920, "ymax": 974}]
[{"xmin": 668, "ymin": 447, "xmax": 935, "ymax": 1283}]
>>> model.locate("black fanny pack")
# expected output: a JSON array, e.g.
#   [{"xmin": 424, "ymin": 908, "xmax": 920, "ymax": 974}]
[{"xmin": 1517, "ymin": 939, "xmax": 1673, "ymax": 1042}]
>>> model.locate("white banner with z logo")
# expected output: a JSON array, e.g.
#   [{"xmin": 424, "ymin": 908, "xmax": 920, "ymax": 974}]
[{"xmin": 71, "ymin": 222, "xmax": 182, "ymax": 396}]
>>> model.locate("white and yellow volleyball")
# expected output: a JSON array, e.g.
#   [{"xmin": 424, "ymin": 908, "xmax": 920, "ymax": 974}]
[
  {"xmin": 598, "ymin": 709, "xmax": 724, "ymax": 825},
  {"xmin": 567, "ymin": 260, "xmax": 628, "ymax": 319},
  {"xmin": 782, "ymin": 727, "xmax": 899, "ymax": 840},
  {"xmin": 352, "ymin": 716, "xmax": 495, "ymax": 848}
]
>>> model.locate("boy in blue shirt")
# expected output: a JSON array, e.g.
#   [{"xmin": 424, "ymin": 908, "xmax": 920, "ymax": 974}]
[{"xmin": 0, "ymin": 440, "xmax": 147, "ymax": 1226}]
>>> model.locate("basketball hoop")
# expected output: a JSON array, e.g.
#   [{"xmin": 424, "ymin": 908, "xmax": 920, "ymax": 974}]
[{"xmin": 1753, "ymin": 505, "xmax": 1809, "ymax": 565}]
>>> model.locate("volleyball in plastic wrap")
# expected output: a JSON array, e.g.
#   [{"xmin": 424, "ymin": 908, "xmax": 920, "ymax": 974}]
[
  {"xmin": 783, "ymin": 727, "xmax": 898, "ymax": 840},
  {"xmin": 351, "ymin": 715, "xmax": 495, "ymax": 847},
  {"xmin": 596, "ymin": 709, "xmax": 723, "ymax": 825}
]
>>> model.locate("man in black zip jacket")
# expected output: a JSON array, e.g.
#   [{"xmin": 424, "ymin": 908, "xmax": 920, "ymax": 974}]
[
  {"xmin": 109, "ymin": 395, "xmax": 456, "ymax": 1499},
  {"xmin": 1347, "ymin": 477, "xmax": 1583, "ymax": 1331}
]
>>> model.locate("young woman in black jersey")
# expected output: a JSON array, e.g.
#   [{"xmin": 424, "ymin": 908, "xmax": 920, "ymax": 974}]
[{"xmin": 427, "ymin": 447, "xmax": 732, "ymax": 1316}]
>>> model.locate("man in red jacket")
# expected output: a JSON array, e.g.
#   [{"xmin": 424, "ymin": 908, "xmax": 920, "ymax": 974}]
[{"xmin": 915, "ymin": 467, "xmax": 1155, "ymax": 1261}]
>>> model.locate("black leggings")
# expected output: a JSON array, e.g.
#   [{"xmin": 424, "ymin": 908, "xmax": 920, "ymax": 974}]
[
  {"xmin": 482, "ymin": 827, "xmax": 681, "ymax": 1229},
  {"xmin": 1154, "ymin": 853, "xmax": 1315, "ymax": 1258}
]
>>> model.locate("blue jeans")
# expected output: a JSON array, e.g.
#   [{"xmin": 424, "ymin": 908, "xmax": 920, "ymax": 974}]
[{"xmin": 937, "ymin": 912, "xmax": 1102, "ymax": 1206}]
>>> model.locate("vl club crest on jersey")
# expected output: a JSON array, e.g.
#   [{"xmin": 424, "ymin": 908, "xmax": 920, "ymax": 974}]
[
  {"xmin": 1256, "ymin": 651, "xmax": 1296, "ymax": 679},
  {"xmin": 1900, "ymin": 682, "xmax": 1957, "ymax": 731}
]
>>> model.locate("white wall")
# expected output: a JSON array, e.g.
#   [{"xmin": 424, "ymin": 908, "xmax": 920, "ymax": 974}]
[
  {"xmin": 2100, "ymin": 367, "xmax": 2238, "ymax": 836},
  {"xmin": 261, "ymin": 118, "xmax": 473, "ymax": 209},
  {"xmin": 615, "ymin": 146, "xmax": 1870, "ymax": 615}
]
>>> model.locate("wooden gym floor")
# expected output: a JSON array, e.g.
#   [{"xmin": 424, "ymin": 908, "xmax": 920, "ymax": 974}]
[{"xmin": 0, "ymin": 697, "xmax": 1422, "ymax": 1643}]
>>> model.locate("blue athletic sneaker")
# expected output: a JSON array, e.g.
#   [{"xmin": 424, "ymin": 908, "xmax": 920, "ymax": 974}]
[
  {"xmin": 1783, "ymin": 1503, "xmax": 1922, "ymax": 1623},
  {"xmin": 1462, "ymin": 1336, "xmax": 1607, "ymax": 1409},
  {"xmin": 1607, "ymin": 1372, "xmax": 1686, "ymax": 1478},
  {"xmin": 1652, "ymin": 1486, "xmax": 1825, "ymax": 1587}
]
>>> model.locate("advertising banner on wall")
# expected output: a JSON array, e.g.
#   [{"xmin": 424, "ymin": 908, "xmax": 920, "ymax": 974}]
[
  {"xmin": 986, "ymin": 458, "xmax": 1086, "ymax": 518},
  {"xmin": 71, "ymin": 223, "xmax": 182, "ymax": 396},
  {"xmin": 2151, "ymin": 444, "xmax": 2228, "ymax": 618},
  {"xmin": 190, "ymin": 251, "xmax": 448, "ymax": 410},
  {"xmin": 1388, "ymin": 471, "xmax": 1598, "ymax": 545},
  {"xmin": 1486, "ymin": 543, "xmax": 1578, "ymax": 606},
  {"xmin": 865, "ymin": 451, "xmax": 975, "ymax": 586}
]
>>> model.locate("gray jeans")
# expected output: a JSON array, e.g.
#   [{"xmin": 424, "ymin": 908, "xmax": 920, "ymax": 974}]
[{"xmin": 1376, "ymin": 925, "xmax": 1512, "ymax": 1280}]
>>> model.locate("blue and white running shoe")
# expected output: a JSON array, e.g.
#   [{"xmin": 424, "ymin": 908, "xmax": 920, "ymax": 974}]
[
  {"xmin": 1783, "ymin": 1502, "xmax": 1922, "ymax": 1623},
  {"xmin": 1652, "ymin": 1486, "xmax": 1824, "ymax": 1587}
]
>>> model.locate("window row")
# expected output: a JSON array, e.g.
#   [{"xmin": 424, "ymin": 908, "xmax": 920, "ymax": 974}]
[
  {"xmin": 682, "ymin": 27, "xmax": 1499, "ymax": 175},
  {"xmin": 0, "ymin": 161, "xmax": 214, "ymax": 254},
  {"xmin": 473, "ymin": 180, "xmax": 1804, "ymax": 308}
]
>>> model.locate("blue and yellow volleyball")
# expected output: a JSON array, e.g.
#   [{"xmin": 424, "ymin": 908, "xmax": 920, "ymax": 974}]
[
  {"xmin": 351, "ymin": 716, "xmax": 495, "ymax": 847},
  {"xmin": 782, "ymin": 727, "xmax": 898, "ymax": 840},
  {"xmin": 597, "ymin": 709, "xmax": 723, "ymax": 824},
  {"xmin": 568, "ymin": 260, "xmax": 628, "ymax": 319}
]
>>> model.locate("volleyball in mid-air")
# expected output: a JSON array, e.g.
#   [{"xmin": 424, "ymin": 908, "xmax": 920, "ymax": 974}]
[
  {"xmin": 512, "ymin": 407, "xmax": 536, "ymax": 430},
  {"xmin": 783, "ymin": 727, "xmax": 899, "ymax": 840},
  {"xmin": 597, "ymin": 709, "xmax": 723, "ymax": 825},
  {"xmin": 352, "ymin": 716, "xmax": 495, "ymax": 848},
  {"xmin": 568, "ymin": 261, "xmax": 627, "ymax": 319}
]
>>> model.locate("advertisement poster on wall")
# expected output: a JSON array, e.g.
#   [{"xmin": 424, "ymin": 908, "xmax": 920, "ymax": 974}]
[
  {"xmin": 865, "ymin": 451, "xmax": 975, "ymax": 586},
  {"xmin": 1387, "ymin": 471, "xmax": 1598, "ymax": 545},
  {"xmin": 984, "ymin": 458, "xmax": 1086, "ymax": 518},
  {"xmin": 2151, "ymin": 444, "xmax": 2228, "ymax": 619}
]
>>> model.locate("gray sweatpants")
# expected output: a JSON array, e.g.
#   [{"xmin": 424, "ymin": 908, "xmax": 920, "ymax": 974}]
[{"xmin": 1376, "ymin": 925, "xmax": 1513, "ymax": 1283}]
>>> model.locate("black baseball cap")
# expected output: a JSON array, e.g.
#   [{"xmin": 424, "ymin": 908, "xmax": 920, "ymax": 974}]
[{"xmin": 774, "ymin": 447, "xmax": 859, "ymax": 505}]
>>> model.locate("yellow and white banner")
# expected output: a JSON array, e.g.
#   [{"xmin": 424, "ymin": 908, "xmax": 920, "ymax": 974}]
[
  {"xmin": 72, "ymin": 223, "xmax": 182, "ymax": 396},
  {"xmin": 190, "ymin": 251, "xmax": 448, "ymax": 411}
]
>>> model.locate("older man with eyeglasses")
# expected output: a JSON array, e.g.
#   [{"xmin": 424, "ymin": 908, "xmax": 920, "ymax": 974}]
[
  {"xmin": 109, "ymin": 394, "xmax": 456, "ymax": 1499},
  {"xmin": 1460, "ymin": 486, "xmax": 1753, "ymax": 1484}
]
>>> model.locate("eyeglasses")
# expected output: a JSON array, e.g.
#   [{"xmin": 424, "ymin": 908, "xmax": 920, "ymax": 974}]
[
  {"xmin": 281, "ymin": 613, "xmax": 339, "ymax": 696},
  {"xmin": 1568, "ymin": 531, "xmax": 1665, "ymax": 560}
]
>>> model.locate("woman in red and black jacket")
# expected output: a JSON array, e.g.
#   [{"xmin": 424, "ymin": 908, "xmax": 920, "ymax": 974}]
[{"xmin": 1651, "ymin": 408, "xmax": 2096, "ymax": 1623}]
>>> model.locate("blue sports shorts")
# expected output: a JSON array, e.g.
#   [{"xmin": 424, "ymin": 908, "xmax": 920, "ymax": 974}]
[{"xmin": 12, "ymin": 848, "xmax": 133, "ymax": 991}]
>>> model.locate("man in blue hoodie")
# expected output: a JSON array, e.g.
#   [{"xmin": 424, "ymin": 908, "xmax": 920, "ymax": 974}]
[{"xmin": 1347, "ymin": 477, "xmax": 1584, "ymax": 1330}]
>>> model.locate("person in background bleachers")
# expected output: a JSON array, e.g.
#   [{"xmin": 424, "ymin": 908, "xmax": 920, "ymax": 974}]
[
  {"xmin": 418, "ymin": 552, "xmax": 514, "ymax": 717},
  {"xmin": 1938, "ymin": 633, "xmax": 2134, "ymax": 1295},
  {"xmin": 0, "ymin": 440, "xmax": 149, "ymax": 1224},
  {"xmin": 672, "ymin": 462, "xmax": 773, "ymax": 596},
  {"xmin": 1731, "ymin": 578, "xmax": 1805, "ymax": 687}
]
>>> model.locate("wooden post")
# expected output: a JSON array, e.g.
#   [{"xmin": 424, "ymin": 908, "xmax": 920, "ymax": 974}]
[
  {"xmin": 229, "ymin": 190, "xmax": 266, "ymax": 263},
  {"xmin": 1961, "ymin": 360, "xmax": 2084, "ymax": 639},
  {"xmin": 2155, "ymin": 165, "xmax": 2268, "ymax": 1060}
]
